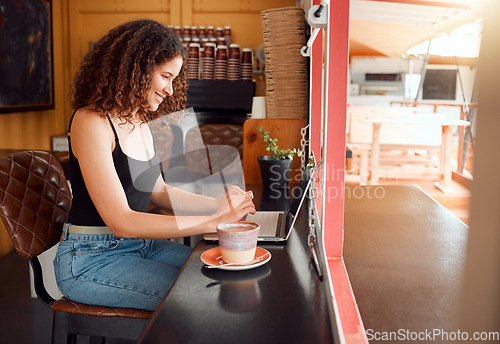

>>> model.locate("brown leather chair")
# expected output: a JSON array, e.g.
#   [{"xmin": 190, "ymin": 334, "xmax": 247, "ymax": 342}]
[{"xmin": 0, "ymin": 151, "xmax": 152, "ymax": 344}]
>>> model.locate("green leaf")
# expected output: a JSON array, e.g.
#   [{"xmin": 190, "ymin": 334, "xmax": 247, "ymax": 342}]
[{"xmin": 258, "ymin": 125, "xmax": 301, "ymax": 160}]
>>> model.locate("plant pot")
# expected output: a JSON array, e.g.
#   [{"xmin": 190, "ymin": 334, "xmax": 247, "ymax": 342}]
[{"xmin": 257, "ymin": 156, "xmax": 292, "ymax": 189}]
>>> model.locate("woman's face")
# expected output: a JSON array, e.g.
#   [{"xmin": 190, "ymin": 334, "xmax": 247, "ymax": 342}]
[{"xmin": 146, "ymin": 56, "xmax": 183, "ymax": 111}]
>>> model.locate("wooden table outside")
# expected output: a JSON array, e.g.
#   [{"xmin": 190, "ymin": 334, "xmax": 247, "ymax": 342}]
[
  {"xmin": 390, "ymin": 101, "xmax": 478, "ymax": 179},
  {"xmin": 365, "ymin": 117, "xmax": 469, "ymax": 192}
]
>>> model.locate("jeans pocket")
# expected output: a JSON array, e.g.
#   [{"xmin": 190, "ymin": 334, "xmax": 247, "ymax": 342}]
[
  {"xmin": 53, "ymin": 242, "xmax": 75, "ymax": 296},
  {"xmin": 71, "ymin": 239, "xmax": 119, "ymax": 276},
  {"xmin": 73, "ymin": 239, "xmax": 119, "ymax": 256}
]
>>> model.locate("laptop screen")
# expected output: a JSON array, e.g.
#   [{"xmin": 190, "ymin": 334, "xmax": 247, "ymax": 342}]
[{"xmin": 289, "ymin": 165, "xmax": 312, "ymax": 217}]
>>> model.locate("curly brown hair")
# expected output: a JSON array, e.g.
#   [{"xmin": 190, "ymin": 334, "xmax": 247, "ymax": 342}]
[{"xmin": 71, "ymin": 19, "xmax": 187, "ymax": 124}]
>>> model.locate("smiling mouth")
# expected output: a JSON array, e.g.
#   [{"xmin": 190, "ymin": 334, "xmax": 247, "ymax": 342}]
[{"xmin": 155, "ymin": 92, "xmax": 165, "ymax": 103}]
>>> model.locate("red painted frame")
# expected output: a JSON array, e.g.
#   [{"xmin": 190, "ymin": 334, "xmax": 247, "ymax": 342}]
[{"xmin": 308, "ymin": 1, "xmax": 368, "ymax": 342}]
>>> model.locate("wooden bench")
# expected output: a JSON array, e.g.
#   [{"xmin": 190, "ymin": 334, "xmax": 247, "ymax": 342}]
[{"xmin": 347, "ymin": 106, "xmax": 442, "ymax": 182}]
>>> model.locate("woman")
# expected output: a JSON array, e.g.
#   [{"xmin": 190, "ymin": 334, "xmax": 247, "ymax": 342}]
[{"xmin": 54, "ymin": 19, "xmax": 255, "ymax": 312}]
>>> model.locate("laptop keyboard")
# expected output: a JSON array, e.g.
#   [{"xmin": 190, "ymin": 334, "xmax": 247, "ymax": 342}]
[{"xmin": 246, "ymin": 212, "xmax": 282, "ymax": 237}]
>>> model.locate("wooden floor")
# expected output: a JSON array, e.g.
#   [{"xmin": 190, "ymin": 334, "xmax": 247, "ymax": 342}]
[{"xmin": 0, "ymin": 249, "xmax": 134, "ymax": 344}]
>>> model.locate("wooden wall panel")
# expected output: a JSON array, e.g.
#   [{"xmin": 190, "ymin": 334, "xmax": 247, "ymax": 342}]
[
  {"xmin": 76, "ymin": 13, "xmax": 171, "ymax": 54},
  {"xmin": 170, "ymin": 0, "xmax": 181, "ymax": 26},
  {"xmin": 69, "ymin": 0, "xmax": 172, "ymax": 78},
  {"xmin": 191, "ymin": 0, "xmax": 296, "ymax": 50},
  {"xmin": 191, "ymin": 13, "xmax": 266, "ymax": 50},
  {"xmin": 0, "ymin": 111, "xmax": 55, "ymax": 149},
  {"xmin": 78, "ymin": 0, "xmax": 171, "ymax": 13},
  {"xmin": 0, "ymin": 222, "xmax": 13, "ymax": 257},
  {"xmin": 192, "ymin": 0, "xmax": 296, "ymax": 13}
]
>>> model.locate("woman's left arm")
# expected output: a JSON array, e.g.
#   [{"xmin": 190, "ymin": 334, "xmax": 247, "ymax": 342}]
[{"xmin": 150, "ymin": 175, "xmax": 216, "ymax": 214}]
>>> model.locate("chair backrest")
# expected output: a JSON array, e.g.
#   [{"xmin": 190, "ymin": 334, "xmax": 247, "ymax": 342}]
[
  {"xmin": 185, "ymin": 124, "xmax": 243, "ymax": 176},
  {"xmin": 0, "ymin": 151, "xmax": 72, "ymax": 259}
]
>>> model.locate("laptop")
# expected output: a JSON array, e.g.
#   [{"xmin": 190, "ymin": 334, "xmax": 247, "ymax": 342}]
[{"xmin": 204, "ymin": 165, "xmax": 312, "ymax": 242}]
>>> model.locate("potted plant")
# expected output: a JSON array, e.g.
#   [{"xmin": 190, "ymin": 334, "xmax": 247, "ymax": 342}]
[{"xmin": 257, "ymin": 126, "xmax": 301, "ymax": 189}]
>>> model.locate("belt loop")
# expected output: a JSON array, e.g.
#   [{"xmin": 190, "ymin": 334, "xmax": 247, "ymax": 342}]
[{"xmin": 62, "ymin": 223, "xmax": 70, "ymax": 241}]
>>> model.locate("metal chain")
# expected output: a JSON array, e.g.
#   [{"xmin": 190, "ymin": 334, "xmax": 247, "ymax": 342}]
[
  {"xmin": 300, "ymin": 125, "xmax": 309, "ymax": 172},
  {"xmin": 308, "ymin": 162, "xmax": 319, "ymax": 248}
]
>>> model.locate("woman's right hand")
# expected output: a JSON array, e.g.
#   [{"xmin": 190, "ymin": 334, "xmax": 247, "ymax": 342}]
[{"xmin": 211, "ymin": 192, "xmax": 256, "ymax": 231}]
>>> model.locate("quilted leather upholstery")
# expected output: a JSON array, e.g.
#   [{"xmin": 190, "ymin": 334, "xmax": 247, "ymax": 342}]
[
  {"xmin": 185, "ymin": 124, "xmax": 243, "ymax": 175},
  {"xmin": 0, "ymin": 151, "xmax": 71, "ymax": 258},
  {"xmin": 52, "ymin": 297, "xmax": 151, "ymax": 319}
]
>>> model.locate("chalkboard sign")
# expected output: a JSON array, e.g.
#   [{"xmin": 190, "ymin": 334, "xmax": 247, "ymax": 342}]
[{"xmin": 422, "ymin": 69, "xmax": 457, "ymax": 100}]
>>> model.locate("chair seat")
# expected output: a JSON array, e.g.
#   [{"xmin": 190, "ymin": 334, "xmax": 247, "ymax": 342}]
[{"xmin": 51, "ymin": 297, "xmax": 152, "ymax": 319}]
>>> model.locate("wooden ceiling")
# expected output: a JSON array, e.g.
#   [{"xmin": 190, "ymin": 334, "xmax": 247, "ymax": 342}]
[{"xmin": 349, "ymin": 0, "xmax": 484, "ymax": 60}]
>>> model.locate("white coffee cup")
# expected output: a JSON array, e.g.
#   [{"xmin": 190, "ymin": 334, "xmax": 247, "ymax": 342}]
[{"xmin": 251, "ymin": 96, "xmax": 267, "ymax": 119}]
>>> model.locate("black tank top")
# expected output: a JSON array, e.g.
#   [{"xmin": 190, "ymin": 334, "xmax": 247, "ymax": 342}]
[{"xmin": 66, "ymin": 111, "xmax": 161, "ymax": 226}]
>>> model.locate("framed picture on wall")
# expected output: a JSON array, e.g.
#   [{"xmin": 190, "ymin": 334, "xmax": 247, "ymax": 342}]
[{"xmin": 0, "ymin": 0, "xmax": 54, "ymax": 114}]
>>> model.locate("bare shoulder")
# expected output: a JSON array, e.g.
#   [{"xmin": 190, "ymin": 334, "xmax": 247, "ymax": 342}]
[
  {"xmin": 71, "ymin": 107, "xmax": 109, "ymax": 132},
  {"xmin": 70, "ymin": 107, "xmax": 114, "ymax": 157}
]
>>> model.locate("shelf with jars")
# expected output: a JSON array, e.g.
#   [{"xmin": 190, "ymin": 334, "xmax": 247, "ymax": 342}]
[{"xmin": 169, "ymin": 25, "xmax": 254, "ymax": 83}]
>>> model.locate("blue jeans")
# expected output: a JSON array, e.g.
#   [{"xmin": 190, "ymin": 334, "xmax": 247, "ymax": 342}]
[{"xmin": 53, "ymin": 224, "xmax": 192, "ymax": 311}]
